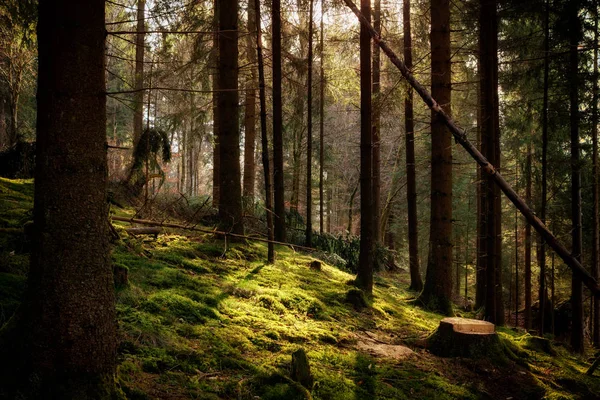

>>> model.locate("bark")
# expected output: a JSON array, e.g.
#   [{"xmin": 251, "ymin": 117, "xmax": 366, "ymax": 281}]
[
  {"xmin": 254, "ymin": 0, "xmax": 275, "ymax": 262},
  {"xmin": 356, "ymin": 0, "xmax": 374, "ymax": 295},
  {"xmin": 14, "ymin": 0, "xmax": 117, "ymax": 396},
  {"xmin": 319, "ymin": 4, "xmax": 326, "ymax": 234},
  {"xmin": 418, "ymin": 0, "xmax": 453, "ymax": 315},
  {"xmin": 342, "ymin": 0, "xmax": 600, "ymax": 296},
  {"xmin": 273, "ymin": 0, "xmax": 286, "ymax": 242},
  {"xmin": 476, "ymin": 59, "xmax": 486, "ymax": 309},
  {"xmin": 524, "ymin": 142, "xmax": 532, "ymax": 330},
  {"xmin": 569, "ymin": 0, "xmax": 584, "ymax": 354},
  {"xmin": 212, "ymin": 0, "xmax": 220, "ymax": 207},
  {"xmin": 404, "ymin": 0, "xmax": 422, "ymax": 292},
  {"xmin": 243, "ymin": 0, "xmax": 258, "ymax": 204},
  {"xmin": 218, "ymin": 0, "xmax": 243, "ymax": 235},
  {"xmin": 372, "ymin": 0, "xmax": 381, "ymax": 244},
  {"xmin": 133, "ymin": 0, "xmax": 145, "ymax": 147},
  {"xmin": 306, "ymin": 0, "xmax": 314, "ymax": 247},
  {"xmin": 592, "ymin": 2, "xmax": 600, "ymax": 348}
]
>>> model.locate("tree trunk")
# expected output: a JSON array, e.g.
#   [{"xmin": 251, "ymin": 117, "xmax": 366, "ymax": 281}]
[
  {"xmin": 243, "ymin": 0, "xmax": 258, "ymax": 205},
  {"xmin": 218, "ymin": 0, "xmax": 243, "ymax": 234},
  {"xmin": 254, "ymin": 0, "xmax": 274, "ymax": 263},
  {"xmin": 525, "ymin": 141, "xmax": 532, "ymax": 330},
  {"xmin": 569, "ymin": 0, "xmax": 584, "ymax": 355},
  {"xmin": 17, "ymin": 0, "xmax": 117, "ymax": 396},
  {"xmin": 212, "ymin": 0, "xmax": 220, "ymax": 207},
  {"xmin": 306, "ymin": 0, "xmax": 314, "ymax": 247},
  {"xmin": 273, "ymin": 0, "xmax": 286, "ymax": 242},
  {"xmin": 356, "ymin": 0, "xmax": 374, "ymax": 295},
  {"xmin": 592, "ymin": 1, "xmax": 600, "ymax": 348},
  {"xmin": 372, "ymin": 0, "xmax": 381, "ymax": 244},
  {"xmin": 418, "ymin": 0, "xmax": 453, "ymax": 315},
  {"xmin": 404, "ymin": 0, "xmax": 422, "ymax": 292},
  {"xmin": 319, "ymin": 3, "xmax": 326, "ymax": 234},
  {"xmin": 133, "ymin": 0, "xmax": 145, "ymax": 148}
]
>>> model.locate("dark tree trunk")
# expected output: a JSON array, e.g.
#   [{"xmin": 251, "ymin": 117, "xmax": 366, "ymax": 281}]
[
  {"xmin": 133, "ymin": 0, "xmax": 145, "ymax": 148},
  {"xmin": 592, "ymin": 2, "xmax": 600, "ymax": 348},
  {"xmin": 254, "ymin": 0, "xmax": 275, "ymax": 263},
  {"xmin": 273, "ymin": 0, "xmax": 286, "ymax": 242},
  {"xmin": 476, "ymin": 59, "xmax": 486, "ymax": 309},
  {"xmin": 243, "ymin": 0, "xmax": 258, "ymax": 204},
  {"xmin": 539, "ymin": 0, "xmax": 550, "ymax": 336},
  {"xmin": 569, "ymin": 0, "xmax": 584, "ymax": 355},
  {"xmin": 218, "ymin": 0, "xmax": 243, "ymax": 234},
  {"xmin": 356, "ymin": 0, "xmax": 374, "ymax": 295},
  {"xmin": 525, "ymin": 142, "xmax": 532, "ymax": 330},
  {"xmin": 14, "ymin": 0, "xmax": 117, "ymax": 396},
  {"xmin": 319, "ymin": 3, "xmax": 326, "ymax": 234},
  {"xmin": 480, "ymin": 0, "xmax": 503, "ymax": 325},
  {"xmin": 372, "ymin": 0, "xmax": 381, "ymax": 243},
  {"xmin": 212, "ymin": 0, "xmax": 220, "ymax": 207},
  {"xmin": 306, "ymin": 0, "xmax": 314, "ymax": 247},
  {"xmin": 418, "ymin": 0, "xmax": 453, "ymax": 315},
  {"xmin": 404, "ymin": 0, "xmax": 422, "ymax": 292}
]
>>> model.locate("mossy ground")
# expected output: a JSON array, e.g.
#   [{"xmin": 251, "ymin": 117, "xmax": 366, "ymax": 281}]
[{"xmin": 1, "ymin": 177, "xmax": 599, "ymax": 399}]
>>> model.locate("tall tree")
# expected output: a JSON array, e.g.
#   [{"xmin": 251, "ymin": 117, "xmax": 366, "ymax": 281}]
[
  {"xmin": 6, "ymin": 0, "xmax": 117, "ymax": 396},
  {"xmin": 372, "ymin": 0, "xmax": 381, "ymax": 242},
  {"xmin": 356, "ymin": 0, "xmax": 374, "ymax": 294},
  {"xmin": 592, "ymin": 1, "xmax": 600, "ymax": 348},
  {"xmin": 525, "ymin": 141, "xmax": 532, "ymax": 330},
  {"xmin": 243, "ymin": 0, "xmax": 258, "ymax": 204},
  {"xmin": 568, "ymin": 0, "xmax": 584, "ymax": 354},
  {"xmin": 306, "ymin": 0, "xmax": 314, "ymax": 247},
  {"xmin": 404, "ymin": 0, "xmax": 423, "ymax": 292},
  {"xmin": 272, "ymin": 0, "xmax": 286, "ymax": 242},
  {"xmin": 212, "ymin": 0, "xmax": 220, "ymax": 206},
  {"xmin": 319, "ymin": 1, "xmax": 326, "ymax": 234},
  {"xmin": 418, "ymin": 0, "xmax": 453, "ymax": 315},
  {"xmin": 480, "ymin": 0, "xmax": 503, "ymax": 324},
  {"xmin": 218, "ymin": 0, "xmax": 243, "ymax": 234},
  {"xmin": 254, "ymin": 0, "xmax": 274, "ymax": 263},
  {"xmin": 133, "ymin": 0, "xmax": 145, "ymax": 147}
]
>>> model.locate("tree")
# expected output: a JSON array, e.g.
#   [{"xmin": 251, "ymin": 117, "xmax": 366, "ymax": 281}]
[
  {"xmin": 212, "ymin": 0, "xmax": 220, "ymax": 207},
  {"xmin": 418, "ymin": 0, "xmax": 453, "ymax": 315},
  {"xmin": 372, "ymin": 0, "xmax": 381, "ymax": 243},
  {"xmin": 306, "ymin": 0, "xmax": 314, "ymax": 247},
  {"xmin": 2, "ymin": 0, "xmax": 117, "ymax": 396},
  {"xmin": 591, "ymin": 1, "xmax": 600, "ymax": 348},
  {"xmin": 133, "ymin": 0, "xmax": 145, "ymax": 147},
  {"xmin": 356, "ymin": 0, "xmax": 374, "ymax": 294},
  {"xmin": 218, "ymin": 0, "xmax": 243, "ymax": 234},
  {"xmin": 243, "ymin": 0, "xmax": 257, "ymax": 205},
  {"xmin": 404, "ymin": 0, "xmax": 423, "ymax": 292},
  {"xmin": 568, "ymin": 0, "xmax": 584, "ymax": 354},
  {"xmin": 272, "ymin": 0, "xmax": 286, "ymax": 242},
  {"xmin": 319, "ymin": 1, "xmax": 326, "ymax": 234}
]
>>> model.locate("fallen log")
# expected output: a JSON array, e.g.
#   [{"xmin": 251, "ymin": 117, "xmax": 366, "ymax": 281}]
[
  {"xmin": 125, "ymin": 227, "xmax": 162, "ymax": 235},
  {"xmin": 341, "ymin": 0, "xmax": 600, "ymax": 296}
]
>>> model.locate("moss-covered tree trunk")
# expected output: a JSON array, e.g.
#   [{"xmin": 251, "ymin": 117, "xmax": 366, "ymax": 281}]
[{"xmin": 15, "ymin": 0, "xmax": 117, "ymax": 396}]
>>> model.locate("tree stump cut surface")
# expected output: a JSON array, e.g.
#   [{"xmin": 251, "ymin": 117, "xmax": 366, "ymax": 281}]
[{"xmin": 428, "ymin": 317, "xmax": 501, "ymax": 358}]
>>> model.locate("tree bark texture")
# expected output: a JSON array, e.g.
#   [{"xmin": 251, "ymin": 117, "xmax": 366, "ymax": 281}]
[
  {"xmin": 243, "ymin": 0, "xmax": 258, "ymax": 203},
  {"xmin": 356, "ymin": 0, "xmax": 374, "ymax": 294},
  {"xmin": 212, "ymin": 0, "xmax": 220, "ymax": 206},
  {"xmin": 372, "ymin": 0, "xmax": 381, "ymax": 244},
  {"xmin": 418, "ymin": 0, "xmax": 453, "ymax": 315},
  {"xmin": 133, "ymin": 0, "xmax": 145, "ymax": 148},
  {"xmin": 592, "ymin": 2, "xmax": 600, "ymax": 348},
  {"xmin": 306, "ymin": 0, "xmax": 314, "ymax": 247},
  {"xmin": 525, "ymin": 141, "xmax": 533, "ymax": 330},
  {"xmin": 319, "ymin": 3, "xmax": 325, "ymax": 234},
  {"xmin": 218, "ymin": 0, "xmax": 243, "ymax": 234},
  {"xmin": 19, "ymin": 0, "xmax": 117, "ymax": 396},
  {"xmin": 272, "ymin": 0, "xmax": 286, "ymax": 242},
  {"xmin": 404, "ymin": 0, "xmax": 422, "ymax": 292}
]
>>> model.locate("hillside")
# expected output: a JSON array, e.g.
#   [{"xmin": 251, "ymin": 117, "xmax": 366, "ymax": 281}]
[{"xmin": 1, "ymin": 177, "xmax": 599, "ymax": 400}]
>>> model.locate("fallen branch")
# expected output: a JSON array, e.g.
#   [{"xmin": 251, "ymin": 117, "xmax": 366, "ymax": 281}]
[
  {"xmin": 341, "ymin": 0, "xmax": 600, "ymax": 295},
  {"xmin": 111, "ymin": 215, "xmax": 315, "ymax": 252},
  {"xmin": 125, "ymin": 227, "xmax": 162, "ymax": 235}
]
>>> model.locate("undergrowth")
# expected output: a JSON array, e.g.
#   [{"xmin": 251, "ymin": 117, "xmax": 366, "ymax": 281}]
[{"xmin": 1, "ymin": 177, "xmax": 599, "ymax": 399}]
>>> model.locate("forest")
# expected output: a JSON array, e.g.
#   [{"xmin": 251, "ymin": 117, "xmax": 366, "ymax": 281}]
[{"xmin": 1, "ymin": 0, "xmax": 600, "ymax": 398}]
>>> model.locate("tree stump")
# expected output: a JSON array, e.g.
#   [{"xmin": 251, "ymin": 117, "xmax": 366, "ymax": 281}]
[
  {"xmin": 291, "ymin": 348, "xmax": 313, "ymax": 389},
  {"xmin": 113, "ymin": 264, "xmax": 129, "ymax": 287},
  {"xmin": 309, "ymin": 260, "xmax": 321, "ymax": 271},
  {"xmin": 427, "ymin": 317, "xmax": 502, "ymax": 358}
]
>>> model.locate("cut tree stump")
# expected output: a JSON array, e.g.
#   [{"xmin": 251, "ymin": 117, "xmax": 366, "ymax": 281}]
[
  {"xmin": 427, "ymin": 317, "xmax": 502, "ymax": 358},
  {"xmin": 291, "ymin": 348, "xmax": 313, "ymax": 389}
]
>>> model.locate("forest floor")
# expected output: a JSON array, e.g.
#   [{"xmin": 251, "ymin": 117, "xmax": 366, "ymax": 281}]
[{"xmin": 1, "ymin": 177, "xmax": 599, "ymax": 400}]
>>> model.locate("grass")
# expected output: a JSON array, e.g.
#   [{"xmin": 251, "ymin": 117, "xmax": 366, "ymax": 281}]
[{"xmin": 1, "ymin": 177, "xmax": 599, "ymax": 399}]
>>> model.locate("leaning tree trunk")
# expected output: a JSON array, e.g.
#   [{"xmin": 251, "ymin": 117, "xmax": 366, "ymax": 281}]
[
  {"xmin": 418, "ymin": 0, "xmax": 453, "ymax": 315},
  {"xmin": 14, "ymin": 0, "xmax": 117, "ymax": 396},
  {"xmin": 356, "ymin": 0, "xmax": 374, "ymax": 294},
  {"xmin": 218, "ymin": 0, "xmax": 244, "ymax": 234},
  {"xmin": 404, "ymin": 0, "xmax": 423, "ymax": 292}
]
